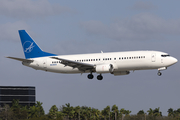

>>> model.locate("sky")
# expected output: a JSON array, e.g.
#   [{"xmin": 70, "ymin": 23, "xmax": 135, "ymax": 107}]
[{"xmin": 1, "ymin": 0, "xmax": 180, "ymax": 115}]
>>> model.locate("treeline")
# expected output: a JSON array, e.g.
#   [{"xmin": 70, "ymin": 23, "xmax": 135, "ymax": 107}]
[{"xmin": 0, "ymin": 100, "xmax": 180, "ymax": 120}]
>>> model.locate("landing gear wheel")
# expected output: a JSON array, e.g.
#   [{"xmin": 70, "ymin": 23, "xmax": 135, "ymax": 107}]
[
  {"xmin": 87, "ymin": 74, "xmax": 94, "ymax": 79},
  {"xmin": 97, "ymin": 75, "xmax": 103, "ymax": 80},
  {"xmin": 158, "ymin": 72, "xmax": 162, "ymax": 76}
]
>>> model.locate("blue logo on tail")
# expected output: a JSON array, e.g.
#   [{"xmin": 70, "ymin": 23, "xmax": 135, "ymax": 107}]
[
  {"xmin": 23, "ymin": 41, "xmax": 35, "ymax": 53},
  {"xmin": 19, "ymin": 30, "xmax": 57, "ymax": 59}
]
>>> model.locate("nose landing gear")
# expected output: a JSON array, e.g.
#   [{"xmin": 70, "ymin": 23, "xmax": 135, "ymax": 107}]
[{"xmin": 157, "ymin": 71, "xmax": 162, "ymax": 76}]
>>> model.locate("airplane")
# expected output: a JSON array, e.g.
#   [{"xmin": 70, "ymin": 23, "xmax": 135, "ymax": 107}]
[{"xmin": 7, "ymin": 30, "xmax": 178, "ymax": 80}]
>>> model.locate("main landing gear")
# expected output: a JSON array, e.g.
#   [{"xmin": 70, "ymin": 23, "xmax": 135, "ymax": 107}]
[
  {"xmin": 87, "ymin": 74, "xmax": 103, "ymax": 80},
  {"xmin": 87, "ymin": 74, "xmax": 94, "ymax": 79},
  {"xmin": 97, "ymin": 74, "xmax": 103, "ymax": 80},
  {"xmin": 157, "ymin": 71, "xmax": 162, "ymax": 76}
]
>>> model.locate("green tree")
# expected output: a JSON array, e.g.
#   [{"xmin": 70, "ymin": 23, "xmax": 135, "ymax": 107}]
[
  {"xmin": 74, "ymin": 106, "xmax": 81, "ymax": 120},
  {"xmin": 153, "ymin": 107, "xmax": 162, "ymax": 117},
  {"xmin": 137, "ymin": 110, "xmax": 145, "ymax": 115},
  {"xmin": 35, "ymin": 101, "xmax": 45, "ymax": 117},
  {"xmin": 147, "ymin": 107, "xmax": 162, "ymax": 119},
  {"xmin": 112, "ymin": 104, "xmax": 118, "ymax": 120},
  {"xmin": 20, "ymin": 106, "xmax": 29, "ymax": 119},
  {"xmin": 174, "ymin": 108, "xmax": 180, "ymax": 118},
  {"xmin": 125, "ymin": 109, "xmax": 131, "ymax": 116},
  {"xmin": 29, "ymin": 106, "xmax": 39, "ymax": 118},
  {"xmin": 29, "ymin": 101, "xmax": 45, "ymax": 118},
  {"xmin": 106, "ymin": 106, "xmax": 111, "ymax": 120},
  {"xmin": 102, "ymin": 106, "xmax": 110, "ymax": 120},
  {"xmin": 82, "ymin": 108, "xmax": 88, "ymax": 120},
  {"xmin": 48, "ymin": 105, "xmax": 58, "ymax": 119},
  {"xmin": 88, "ymin": 107, "xmax": 92, "ymax": 118},
  {"xmin": 147, "ymin": 108, "xmax": 153, "ymax": 116},
  {"xmin": 120, "ymin": 108, "xmax": 126, "ymax": 120},
  {"xmin": 11, "ymin": 99, "xmax": 21, "ymax": 119},
  {"xmin": 0, "ymin": 104, "xmax": 14, "ymax": 120},
  {"xmin": 137, "ymin": 110, "xmax": 146, "ymax": 120},
  {"xmin": 91, "ymin": 108, "xmax": 98, "ymax": 120},
  {"xmin": 168, "ymin": 108, "xmax": 174, "ymax": 117},
  {"xmin": 62, "ymin": 103, "xmax": 75, "ymax": 119},
  {"xmin": 102, "ymin": 109, "xmax": 107, "ymax": 120},
  {"xmin": 57, "ymin": 111, "xmax": 64, "ymax": 120}
]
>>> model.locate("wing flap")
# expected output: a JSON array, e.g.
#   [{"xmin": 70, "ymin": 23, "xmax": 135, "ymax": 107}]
[{"xmin": 50, "ymin": 57, "xmax": 95, "ymax": 71}]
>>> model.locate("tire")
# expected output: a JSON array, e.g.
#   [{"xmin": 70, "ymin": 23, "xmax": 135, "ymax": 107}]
[
  {"xmin": 97, "ymin": 75, "xmax": 103, "ymax": 80},
  {"xmin": 157, "ymin": 72, "xmax": 162, "ymax": 76},
  {"xmin": 87, "ymin": 74, "xmax": 94, "ymax": 79}
]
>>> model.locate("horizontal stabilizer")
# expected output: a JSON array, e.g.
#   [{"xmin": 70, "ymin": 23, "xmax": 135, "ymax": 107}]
[{"xmin": 6, "ymin": 57, "xmax": 33, "ymax": 62}]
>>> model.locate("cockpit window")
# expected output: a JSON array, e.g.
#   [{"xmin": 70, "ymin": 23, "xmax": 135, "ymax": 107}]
[{"xmin": 161, "ymin": 54, "xmax": 170, "ymax": 57}]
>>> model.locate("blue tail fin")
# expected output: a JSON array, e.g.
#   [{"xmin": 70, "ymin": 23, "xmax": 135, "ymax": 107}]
[{"xmin": 19, "ymin": 30, "xmax": 56, "ymax": 59}]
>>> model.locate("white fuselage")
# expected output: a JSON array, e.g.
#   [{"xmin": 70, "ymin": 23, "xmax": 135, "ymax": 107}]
[
  {"xmin": 23, "ymin": 51, "xmax": 177, "ymax": 75},
  {"xmin": 8, "ymin": 30, "xmax": 178, "ymax": 80}
]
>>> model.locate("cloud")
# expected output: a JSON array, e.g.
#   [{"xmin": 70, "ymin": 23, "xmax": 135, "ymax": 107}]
[
  {"xmin": 132, "ymin": 1, "xmax": 156, "ymax": 11},
  {"xmin": 81, "ymin": 13, "xmax": 180, "ymax": 41},
  {"xmin": 0, "ymin": 21, "xmax": 29, "ymax": 41},
  {"xmin": 0, "ymin": 0, "xmax": 71, "ymax": 19}
]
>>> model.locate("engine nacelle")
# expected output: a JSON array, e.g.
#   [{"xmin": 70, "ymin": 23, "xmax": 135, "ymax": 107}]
[
  {"xmin": 113, "ymin": 71, "xmax": 130, "ymax": 76},
  {"xmin": 96, "ymin": 64, "xmax": 114, "ymax": 73}
]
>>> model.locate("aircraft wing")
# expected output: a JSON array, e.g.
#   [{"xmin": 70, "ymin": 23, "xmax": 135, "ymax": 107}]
[
  {"xmin": 50, "ymin": 57, "xmax": 95, "ymax": 72},
  {"xmin": 6, "ymin": 57, "xmax": 34, "ymax": 62}
]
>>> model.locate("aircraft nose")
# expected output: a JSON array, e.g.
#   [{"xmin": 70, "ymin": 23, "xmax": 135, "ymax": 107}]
[{"xmin": 172, "ymin": 57, "xmax": 178, "ymax": 64}]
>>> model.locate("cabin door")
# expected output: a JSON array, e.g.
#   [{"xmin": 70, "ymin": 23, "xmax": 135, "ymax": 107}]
[
  {"xmin": 43, "ymin": 59, "xmax": 47, "ymax": 68},
  {"xmin": 151, "ymin": 53, "xmax": 156, "ymax": 62}
]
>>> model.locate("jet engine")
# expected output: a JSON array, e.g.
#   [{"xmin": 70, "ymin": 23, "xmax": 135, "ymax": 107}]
[{"xmin": 96, "ymin": 64, "xmax": 114, "ymax": 73}]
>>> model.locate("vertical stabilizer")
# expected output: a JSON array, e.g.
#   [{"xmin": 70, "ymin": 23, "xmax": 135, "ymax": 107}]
[{"xmin": 19, "ymin": 30, "xmax": 56, "ymax": 59}]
